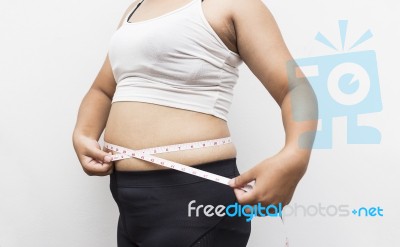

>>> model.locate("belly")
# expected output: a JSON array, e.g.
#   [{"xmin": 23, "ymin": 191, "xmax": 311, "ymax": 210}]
[{"xmin": 103, "ymin": 102, "xmax": 237, "ymax": 171}]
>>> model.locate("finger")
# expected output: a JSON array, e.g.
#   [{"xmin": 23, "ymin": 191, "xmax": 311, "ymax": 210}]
[
  {"xmin": 104, "ymin": 167, "xmax": 114, "ymax": 176},
  {"xmin": 233, "ymin": 186, "xmax": 258, "ymax": 205},
  {"xmin": 228, "ymin": 169, "xmax": 256, "ymax": 190},
  {"xmin": 85, "ymin": 163, "xmax": 114, "ymax": 176},
  {"xmin": 84, "ymin": 167, "xmax": 113, "ymax": 176},
  {"xmin": 82, "ymin": 156, "xmax": 113, "ymax": 174},
  {"xmin": 104, "ymin": 152, "xmax": 113, "ymax": 165},
  {"xmin": 86, "ymin": 146, "xmax": 113, "ymax": 163}
]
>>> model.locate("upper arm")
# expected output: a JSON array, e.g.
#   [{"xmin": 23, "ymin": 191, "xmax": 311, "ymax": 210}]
[
  {"xmin": 232, "ymin": 0, "xmax": 293, "ymax": 106},
  {"xmin": 90, "ymin": 0, "xmax": 142, "ymax": 99}
]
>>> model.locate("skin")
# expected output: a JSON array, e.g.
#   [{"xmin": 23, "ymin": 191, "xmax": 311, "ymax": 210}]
[{"xmin": 72, "ymin": 0, "xmax": 318, "ymax": 210}]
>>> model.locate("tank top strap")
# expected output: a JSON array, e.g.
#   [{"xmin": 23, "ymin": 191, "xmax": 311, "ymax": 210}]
[
  {"xmin": 108, "ymin": 0, "xmax": 243, "ymax": 121},
  {"xmin": 124, "ymin": 0, "xmax": 146, "ymax": 24},
  {"xmin": 124, "ymin": 0, "xmax": 201, "ymax": 25}
]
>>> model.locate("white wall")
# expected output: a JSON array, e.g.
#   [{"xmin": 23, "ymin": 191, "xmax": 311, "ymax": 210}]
[{"xmin": 1, "ymin": 0, "xmax": 398, "ymax": 246}]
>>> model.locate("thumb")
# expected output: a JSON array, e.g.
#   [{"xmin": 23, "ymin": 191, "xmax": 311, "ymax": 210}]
[
  {"xmin": 228, "ymin": 169, "xmax": 256, "ymax": 190},
  {"xmin": 86, "ymin": 146, "xmax": 113, "ymax": 163}
]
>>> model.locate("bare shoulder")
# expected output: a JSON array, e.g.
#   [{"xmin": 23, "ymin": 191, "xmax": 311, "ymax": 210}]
[
  {"xmin": 230, "ymin": 0, "xmax": 271, "ymax": 14},
  {"xmin": 230, "ymin": 0, "xmax": 277, "ymax": 31},
  {"xmin": 229, "ymin": 0, "xmax": 290, "ymax": 63},
  {"xmin": 229, "ymin": 0, "xmax": 294, "ymax": 104}
]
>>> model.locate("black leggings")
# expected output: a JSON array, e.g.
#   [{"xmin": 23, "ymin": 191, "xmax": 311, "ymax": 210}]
[{"xmin": 109, "ymin": 158, "xmax": 251, "ymax": 247}]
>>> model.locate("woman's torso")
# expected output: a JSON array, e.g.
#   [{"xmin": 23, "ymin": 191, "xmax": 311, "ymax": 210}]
[{"xmin": 104, "ymin": 0, "xmax": 239, "ymax": 171}]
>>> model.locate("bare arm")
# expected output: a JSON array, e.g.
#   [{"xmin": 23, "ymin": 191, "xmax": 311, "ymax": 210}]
[
  {"xmin": 73, "ymin": 54, "xmax": 116, "ymax": 141},
  {"xmin": 72, "ymin": 1, "xmax": 141, "ymax": 176},
  {"xmin": 228, "ymin": 0, "xmax": 318, "ymax": 206}
]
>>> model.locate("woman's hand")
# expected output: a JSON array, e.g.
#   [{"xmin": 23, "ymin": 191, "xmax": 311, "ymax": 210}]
[
  {"xmin": 228, "ymin": 147, "xmax": 309, "ymax": 210},
  {"xmin": 227, "ymin": 0, "xmax": 318, "ymax": 214},
  {"xmin": 72, "ymin": 134, "xmax": 114, "ymax": 176}
]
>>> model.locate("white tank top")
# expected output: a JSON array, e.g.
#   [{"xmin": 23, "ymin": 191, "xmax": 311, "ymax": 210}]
[{"xmin": 108, "ymin": 0, "xmax": 243, "ymax": 121}]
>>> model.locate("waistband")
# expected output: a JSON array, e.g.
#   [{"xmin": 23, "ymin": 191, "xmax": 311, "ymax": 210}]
[{"xmin": 110, "ymin": 158, "xmax": 238, "ymax": 187}]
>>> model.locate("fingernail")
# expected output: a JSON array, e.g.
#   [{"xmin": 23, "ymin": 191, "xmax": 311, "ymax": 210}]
[
  {"xmin": 228, "ymin": 178, "xmax": 235, "ymax": 186},
  {"xmin": 104, "ymin": 156, "xmax": 112, "ymax": 162}
]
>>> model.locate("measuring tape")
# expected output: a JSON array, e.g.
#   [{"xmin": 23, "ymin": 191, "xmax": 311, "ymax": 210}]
[
  {"xmin": 104, "ymin": 136, "xmax": 289, "ymax": 246},
  {"xmin": 104, "ymin": 137, "xmax": 254, "ymax": 192}
]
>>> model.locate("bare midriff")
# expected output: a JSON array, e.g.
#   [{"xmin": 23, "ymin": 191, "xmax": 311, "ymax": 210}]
[{"xmin": 104, "ymin": 102, "xmax": 237, "ymax": 171}]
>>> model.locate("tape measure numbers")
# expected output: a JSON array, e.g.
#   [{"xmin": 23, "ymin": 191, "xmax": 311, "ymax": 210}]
[
  {"xmin": 104, "ymin": 137, "xmax": 255, "ymax": 192},
  {"xmin": 104, "ymin": 137, "xmax": 289, "ymax": 246}
]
